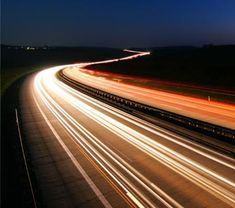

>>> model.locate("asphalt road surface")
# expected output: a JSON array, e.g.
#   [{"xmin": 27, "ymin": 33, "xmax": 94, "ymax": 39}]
[{"xmin": 18, "ymin": 52, "xmax": 235, "ymax": 207}]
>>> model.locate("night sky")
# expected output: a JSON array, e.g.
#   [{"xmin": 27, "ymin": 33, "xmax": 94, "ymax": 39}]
[{"xmin": 2, "ymin": 0, "xmax": 235, "ymax": 47}]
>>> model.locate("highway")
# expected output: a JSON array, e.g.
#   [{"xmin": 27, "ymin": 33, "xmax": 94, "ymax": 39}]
[
  {"xmin": 18, "ymin": 52, "xmax": 235, "ymax": 207},
  {"xmin": 63, "ymin": 59, "xmax": 235, "ymax": 130}
]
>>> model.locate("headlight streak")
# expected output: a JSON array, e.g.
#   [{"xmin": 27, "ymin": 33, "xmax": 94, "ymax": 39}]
[
  {"xmin": 33, "ymin": 66, "xmax": 235, "ymax": 207},
  {"xmin": 32, "ymin": 92, "xmax": 113, "ymax": 208},
  {"xmin": 56, "ymin": 77, "xmax": 235, "ymax": 169},
  {"xmin": 45, "ymin": 71, "xmax": 235, "ymax": 189},
  {"xmin": 35, "ymin": 68, "xmax": 182, "ymax": 208},
  {"xmin": 65, "ymin": 99, "xmax": 235, "ymax": 206}
]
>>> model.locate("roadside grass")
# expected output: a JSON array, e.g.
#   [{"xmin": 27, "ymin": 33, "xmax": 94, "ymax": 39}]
[{"xmin": 1, "ymin": 66, "xmax": 43, "ymax": 96}]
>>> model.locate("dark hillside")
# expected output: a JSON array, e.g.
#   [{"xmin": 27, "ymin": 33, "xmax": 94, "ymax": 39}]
[
  {"xmin": 87, "ymin": 45, "xmax": 235, "ymax": 89},
  {"xmin": 1, "ymin": 46, "xmax": 130, "ymax": 68}
]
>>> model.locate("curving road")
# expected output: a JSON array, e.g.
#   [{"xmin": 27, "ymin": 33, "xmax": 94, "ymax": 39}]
[
  {"xmin": 63, "ymin": 57, "xmax": 235, "ymax": 130},
  {"xmin": 18, "ymin": 52, "xmax": 235, "ymax": 207}
]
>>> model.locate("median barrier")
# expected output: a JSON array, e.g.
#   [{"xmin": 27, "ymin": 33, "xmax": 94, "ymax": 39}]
[{"xmin": 57, "ymin": 70, "xmax": 235, "ymax": 152}]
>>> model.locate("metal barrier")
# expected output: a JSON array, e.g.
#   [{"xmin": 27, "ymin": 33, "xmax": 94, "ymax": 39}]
[{"xmin": 57, "ymin": 70, "xmax": 235, "ymax": 145}]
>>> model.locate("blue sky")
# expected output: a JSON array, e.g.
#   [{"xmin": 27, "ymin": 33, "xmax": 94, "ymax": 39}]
[{"xmin": 2, "ymin": 0, "xmax": 235, "ymax": 47}]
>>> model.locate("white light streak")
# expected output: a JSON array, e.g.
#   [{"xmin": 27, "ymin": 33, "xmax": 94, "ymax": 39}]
[{"xmin": 32, "ymin": 50, "xmax": 235, "ymax": 207}]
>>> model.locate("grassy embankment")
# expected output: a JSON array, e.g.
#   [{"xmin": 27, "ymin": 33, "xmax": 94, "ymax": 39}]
[
  {"xmin": 1, "ymin": 46, "xmax": 130, "ymax": 96},
  {"xmin": 86, "ymin": 45, "xmax": 235, "ymax": 103}
]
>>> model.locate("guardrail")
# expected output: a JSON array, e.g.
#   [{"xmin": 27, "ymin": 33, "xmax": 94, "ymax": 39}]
[{"xmin": 57, "ymin": 70, "xmax": 235, "ymax": 147}]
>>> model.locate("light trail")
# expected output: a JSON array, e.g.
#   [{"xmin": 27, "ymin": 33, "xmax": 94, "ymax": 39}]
[
  {"xmin": 56, "ymin": 79, "xmax": 235, "ymax": 169},
  {"xmin": 32, "ymin": 92, "xmax": 113, "ymax": 208},
  {"xmin": 31, "ymin": 54, "xmax": 235, "ymax": 207},
  {"xmin": 35, "ymin": 63, "xmax": 182, "ymax": 208},
  {"xmin": 63, "ymin": 58, "xmax": 235, "ymax": 130},
  {"xmin": 31, "ymin": 50, "xmax": 235, "ymax": 207}
]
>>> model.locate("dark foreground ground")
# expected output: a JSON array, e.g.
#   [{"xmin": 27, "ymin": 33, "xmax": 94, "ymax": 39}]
[
  {"xmin": 87, "ymin": 45, "xmax": 235, "ymax": 90},
  {"xmin": 1, "ymin": 76, "xmax": 34, "ymax": 207}
]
